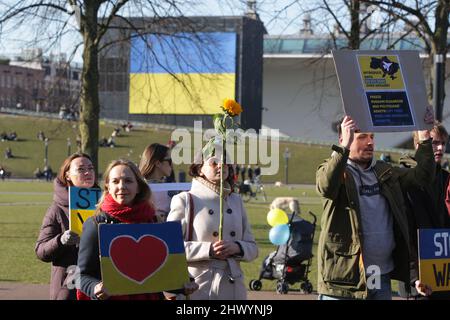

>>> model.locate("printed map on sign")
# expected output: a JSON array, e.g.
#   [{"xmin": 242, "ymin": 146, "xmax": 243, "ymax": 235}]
[
  {"xmin": 332, "ymin": 50, "xmax": 429, "ymax": 132},
  {"xmin": 358, "ymin": 55, "xmax": 413, "ymax": 127},
  {"xmin": 418, "ymin": 229, "xmax": 450, "ymax": 292},
  {"xmin": 99, "ymin": 222, "xmax": 189, "ymax": 295},
  {"xmin": 69, "ymin": 187, "xmax": 102, "ymax": 235}
]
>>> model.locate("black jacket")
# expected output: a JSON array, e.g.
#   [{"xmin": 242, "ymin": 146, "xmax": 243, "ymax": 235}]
[{"xmin": 399, "ymin": 155, "xmax": 450, "ymax": 299}]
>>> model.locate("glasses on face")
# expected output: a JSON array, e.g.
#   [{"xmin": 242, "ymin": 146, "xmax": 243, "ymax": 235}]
[
  {"xmin": 161, "ymin": 158, "xmax": 172, "ymax": 166},
  {"xmin": 71, "ymin": 167, "xmax": 95, "ymax": 175},
  {"xmin": 205, "ymin": 157, "xmax": 222, "ymax": 167}
]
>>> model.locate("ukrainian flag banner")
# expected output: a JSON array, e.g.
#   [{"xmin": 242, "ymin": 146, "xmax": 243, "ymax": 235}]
[
  {"xmin": 129, "ymin": 32, "xmax": 237, "ymax": 114},
  {"xmin": 418, "ymin": 229, "xmax": 450, "ymax": 292},
  {"xmin": 99, "ymin": 222, "xmax": 189, "ymax": 295}
]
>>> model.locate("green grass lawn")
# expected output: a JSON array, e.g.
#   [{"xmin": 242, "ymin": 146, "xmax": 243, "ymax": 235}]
[
  {"xmin": 0, "ymin": 181, "xmax": 320, "ymax": 291},
  {"xmin": 0, "ymin": 180, "xmax": 404, "ymax": 295}
]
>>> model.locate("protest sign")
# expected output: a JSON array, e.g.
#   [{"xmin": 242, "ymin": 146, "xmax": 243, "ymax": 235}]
[
  {"xmin": 418, "ymin": 229, "xmax": 450, "ymax": 292},
  {"xmin": 99, "ymin": 222, "xmax": 189, "ymax": 295},
  {"xmin": 333, "ymin": 50, "xmax": 430, "ymax": 132},
  {"xmin": 69, "ymin": 186, "xmax": 102, "ymax": 235}
]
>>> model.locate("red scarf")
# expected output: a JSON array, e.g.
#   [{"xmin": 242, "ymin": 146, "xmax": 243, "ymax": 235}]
[{"xmin": 100, "ymin": 194, "xmax": 156, "ymax": 223}]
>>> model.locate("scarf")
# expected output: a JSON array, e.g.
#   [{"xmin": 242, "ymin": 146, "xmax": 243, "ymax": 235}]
[
  {"xmin": 196, "ymin": 176, "xmax": 232, "ymax": 198},
  {"xmin": 100, "ymin": 194, "xmax": 155, "ymax": 223}
]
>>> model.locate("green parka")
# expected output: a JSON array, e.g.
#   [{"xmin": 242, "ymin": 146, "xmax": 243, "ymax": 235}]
[{"xmin": 315, "ymin": 140, "xmax": 434, "ymax": 299}]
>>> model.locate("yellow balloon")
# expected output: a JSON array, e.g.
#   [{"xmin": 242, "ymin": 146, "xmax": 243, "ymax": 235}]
[{"xmin": 267, "ymin": 208, "xmax": 288, "ymax": 227}]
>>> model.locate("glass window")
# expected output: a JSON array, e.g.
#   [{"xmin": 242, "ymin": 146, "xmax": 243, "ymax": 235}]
[{"xmin": 280, "ymin": 39, "xmax": 305, "ymax": 53}]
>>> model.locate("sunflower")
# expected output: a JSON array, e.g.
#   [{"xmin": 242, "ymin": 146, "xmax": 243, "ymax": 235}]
[{"xmin": 222, "ymin": 98, "xmax": 243, "ymax": 116}]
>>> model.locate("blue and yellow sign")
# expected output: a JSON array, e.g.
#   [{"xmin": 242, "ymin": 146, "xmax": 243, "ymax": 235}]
[
  {"xmin": 99, "ymin": 222, "xmax": 189, "ymax": 295},
  {"xmin": 129, "ymin": 32, "xmax": 236, "ymax": 115},
  {"xmin": 418, "ymin": 229, "xmax": 450, "ymax": 292},
  {"xmin": 69, "ymin": 187, "xmax": 102, "ymax": 235}
]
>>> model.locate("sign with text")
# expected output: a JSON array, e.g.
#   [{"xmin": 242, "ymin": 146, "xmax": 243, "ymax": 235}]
[
  {"xmin": 69, "ymin": 187, "xmax": 102, "ymax": 235},
  {"xmin": 99, "ymin": 222, "xmax": 189, "ymax": 295},
  {"xmin": 332, "ymin": 50, "xmax": 430, "ymax": 132},
  {"xmin": 418, "ymin": 229, "xmax": 450, "ymax": 292}
]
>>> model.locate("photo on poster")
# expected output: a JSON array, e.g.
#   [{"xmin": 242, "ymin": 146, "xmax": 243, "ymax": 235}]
[{"xmin": 357, "ymin": 55, "xmax": 405, "ymax": 90}]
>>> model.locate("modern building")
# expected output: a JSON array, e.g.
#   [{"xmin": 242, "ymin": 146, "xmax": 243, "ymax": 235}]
[{"xmin": 98, "ymin": 7, "xmax": 266, "ymax": 131}]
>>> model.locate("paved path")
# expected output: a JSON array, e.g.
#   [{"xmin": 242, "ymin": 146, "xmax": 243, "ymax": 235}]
[
  {"xmin": 0, "ymin": 282, "xmax": 319, "ymax": 300},
  {"xmin": 0, "ymin": 282, "xmax": 406, "ymax": 300}
]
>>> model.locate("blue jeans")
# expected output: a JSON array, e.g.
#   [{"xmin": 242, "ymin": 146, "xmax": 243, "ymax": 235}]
[{"xmin": 318, "ymin": 274, "xmax": 392, "ymax": 300}]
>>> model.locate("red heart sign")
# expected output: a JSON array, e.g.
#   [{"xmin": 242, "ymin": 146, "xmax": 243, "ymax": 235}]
[{"xmin": 109, "ymin": 235, "xmax": 168, "ymax": 284}]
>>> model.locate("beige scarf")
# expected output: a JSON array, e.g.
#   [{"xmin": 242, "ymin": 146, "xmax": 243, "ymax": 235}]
[{"xmin": 195, "ymin": 177, "xmax": 232, "ymax": 198}]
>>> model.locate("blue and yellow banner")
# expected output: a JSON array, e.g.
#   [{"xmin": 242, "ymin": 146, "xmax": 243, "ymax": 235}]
[
  {"xmin": 418, "ymin": 229, "xmax": 450, "ymax": 292},
  {"xmin": 69, "ymin": 187, "xmax": 102, "ymax": 235},
  {"xmin": 129, "ymin": 32, "xmax": 236, "ymax": 114},
  {"xmin": 99, "ymin": 222, "xmax": 189, "ymax": 295}
]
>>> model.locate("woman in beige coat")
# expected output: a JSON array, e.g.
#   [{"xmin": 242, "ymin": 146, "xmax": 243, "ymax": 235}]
[{"xmin": 167, "ymin": 156, "xmax": 258, "ymax": 300}]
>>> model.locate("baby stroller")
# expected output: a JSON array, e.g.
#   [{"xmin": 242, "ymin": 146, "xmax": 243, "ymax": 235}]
[{"xmin": 249, "ymin": 199, "xmax": 317, "ymax": 294}]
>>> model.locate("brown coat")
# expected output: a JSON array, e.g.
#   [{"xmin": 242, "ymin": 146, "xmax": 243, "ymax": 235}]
[{"xmin": 35, "ymin": 179, "xmax": 78, "ymax": 300}]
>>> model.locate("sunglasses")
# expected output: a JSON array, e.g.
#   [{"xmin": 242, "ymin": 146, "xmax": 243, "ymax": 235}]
[{"xmin": 161, "ymin": 158, "xmax": 172, "ymax": 166}]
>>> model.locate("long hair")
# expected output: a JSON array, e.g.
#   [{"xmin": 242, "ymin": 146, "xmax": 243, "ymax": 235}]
[
  {"xmin": 139, "ymin": 143, "xmax": 170, "ymax": 179},
  {"xmin": 96, "ymin": 159, "xmax": 152, "ymax": 214},
  {"xmin": 57, "ymin": 153, "xmax": 96, "ymax": 187}
]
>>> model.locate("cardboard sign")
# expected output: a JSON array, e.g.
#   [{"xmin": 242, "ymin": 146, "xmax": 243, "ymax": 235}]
[
  {"xmin": 99, "ymin": 222, "xmax": 189, "ymax": 295},
  {"xmin": 69, "ymin": 187, "xmax": 102, "ymax": 235},
  {"xmin": 418, "ymin": 229, "xmax": 450, "ymax": 292},
  {"xmin": 332, "ymin": 50, "xmax": 430, "ymax": 132}
]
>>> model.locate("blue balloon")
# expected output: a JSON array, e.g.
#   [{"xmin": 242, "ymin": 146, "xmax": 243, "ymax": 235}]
[{"xmin": 269, "ymin": 224, "xmax": 290, "ymax": 245}]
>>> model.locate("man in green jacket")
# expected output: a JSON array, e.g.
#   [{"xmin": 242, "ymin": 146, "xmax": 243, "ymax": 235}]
[{"xmin": 316, "ymin": 113, "xmax": 434, "ymax": 300}]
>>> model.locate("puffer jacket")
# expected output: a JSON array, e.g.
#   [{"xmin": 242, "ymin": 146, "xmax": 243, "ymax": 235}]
[
  {"xmin": 315, "ymin": 140, "xmax": 434, "ymax": 299},
  {"xmin": 35, "ymin": 178, "xmax": 78, "ymax": 300}
]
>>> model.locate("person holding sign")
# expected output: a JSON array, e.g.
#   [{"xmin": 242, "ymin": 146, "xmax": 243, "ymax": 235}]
[
  {"xmin": 77, "ymin": 159, "xmax": 197, "ymax": 300},
  {"xmin": 167, "ymin": 153, "xmax": 258, "ymax": 300},
  {"xmin": 316, "ymin": 107, "xmax": 435, "ymax": 300},
  {"xmin": 35, "ymin": 153, "xmax": 97, "ymax": 300},
  {"xmin": 139, "ymin": 143, "xmax": 173, "ymax": 222},
  {"xmin": 399, "ymin": 123, "xmax": 450, "ymax": 299}
]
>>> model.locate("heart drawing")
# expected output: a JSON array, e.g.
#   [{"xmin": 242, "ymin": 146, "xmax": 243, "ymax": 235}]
[{"xmin": 109, "ymin": 235, "xmax": 169, "ymax": 284}]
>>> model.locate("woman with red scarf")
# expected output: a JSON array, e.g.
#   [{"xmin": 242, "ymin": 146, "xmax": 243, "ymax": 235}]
[{"xmin": 77, "ymin": 159, "xmax": 197, "ymax": 300}]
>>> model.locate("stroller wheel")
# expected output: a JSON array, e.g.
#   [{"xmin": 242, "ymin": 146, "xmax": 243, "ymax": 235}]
[
  {"xmin": 301, "ymin": 282, "xmax": 313, "ymax": 294},
  {"xmin": 249, "ymin": 280, "xmax": 262, "ymax": 291},
  {"xmin": 276, "ymin": 281, "xmax": 289, "ymax": 294}
]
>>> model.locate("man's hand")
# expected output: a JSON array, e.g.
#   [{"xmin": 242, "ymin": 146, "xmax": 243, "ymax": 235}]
[
  {"xmin": 417, "ymin": 105, "xmax": 434, "ymax": 141},
  {"xmin": 340, "ymin": 116, "xmax": 359, "ymax": 150}
]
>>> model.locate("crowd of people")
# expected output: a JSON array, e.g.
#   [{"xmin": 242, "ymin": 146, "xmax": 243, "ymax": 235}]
[
  {"xmin": 36, "ymin": 139, "xmax": 257, "ymax": 300},
  {"xmin": 33, "ymin": 108, "xmax": 450, "ymax": 301},
  {"xmin": 316, "ymin": 107, "xmax": 450, "ymax": 300}
]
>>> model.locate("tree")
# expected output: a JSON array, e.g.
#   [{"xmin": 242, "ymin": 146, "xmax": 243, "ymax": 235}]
[
  {"xmin": 362, "ymin": 0, "xmax": 450, "ymax": 121},
  {"xmin": 0, "ymin": 0, "xmax": 201, "ymax": 172}
]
